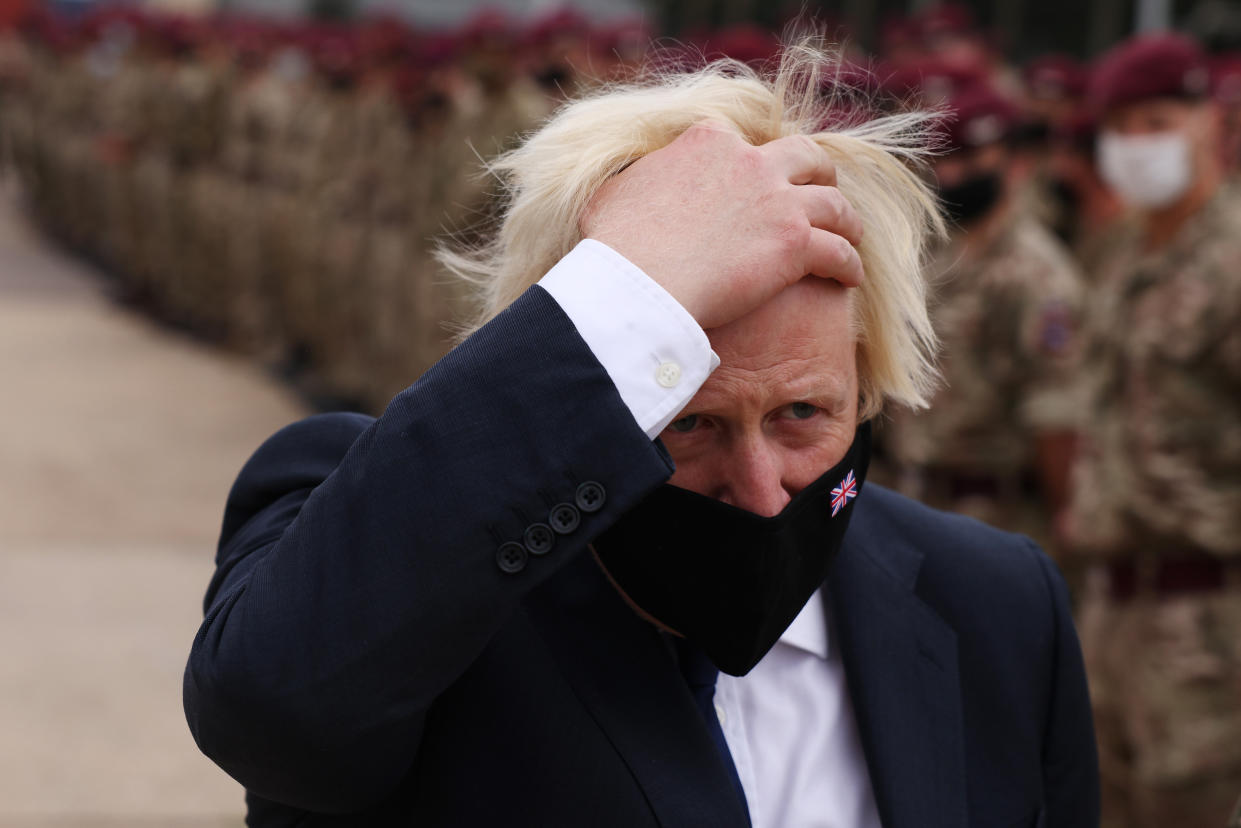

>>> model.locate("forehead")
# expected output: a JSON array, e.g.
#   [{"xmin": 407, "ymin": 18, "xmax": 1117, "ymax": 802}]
[
  {"xmin": 1104, "ymin": 98, "xmax": 1202, "ymax": 130},
  {"xmin": 697, "ymin": 280, "xmax": 857, "ymax": 407}
]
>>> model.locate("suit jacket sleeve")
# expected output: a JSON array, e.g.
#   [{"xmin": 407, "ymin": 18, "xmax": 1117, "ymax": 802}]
[
  {"xmin": 183, "ymin": 286, "xmax": 675, "ymax": 813},
  {"xmin": 1034, "ymin": 545, "xmax": 1101, "ymax": 827}
]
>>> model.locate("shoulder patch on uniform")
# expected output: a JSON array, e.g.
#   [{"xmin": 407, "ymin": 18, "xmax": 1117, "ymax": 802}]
[{"xmin": 1038, "ymin": 300, "xmax": 1073, "ymax": 354}]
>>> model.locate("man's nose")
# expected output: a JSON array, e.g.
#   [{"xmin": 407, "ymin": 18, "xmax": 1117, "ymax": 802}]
[{"xmin": 718, "ymin": 437, "xmax": 791, "ymax": 518}]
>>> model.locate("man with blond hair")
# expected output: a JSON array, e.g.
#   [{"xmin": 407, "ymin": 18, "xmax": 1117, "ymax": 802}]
[{"xmin": 185, "ymin": 44, "xmax": 1099, "ymax": 827}]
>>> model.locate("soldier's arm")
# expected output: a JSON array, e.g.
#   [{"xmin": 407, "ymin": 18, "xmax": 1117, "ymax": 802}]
[{"xmin": 1015, "ymin": 233, "xmax": 1087, "ymax": 520}]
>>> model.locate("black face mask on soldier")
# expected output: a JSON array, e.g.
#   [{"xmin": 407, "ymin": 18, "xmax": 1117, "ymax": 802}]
[
  {"xmin": 939, "ymin": 171, "xmax": 1003, "ymax": 226},
  {"xmin": 593, "ymin": 423, "xmax": 871, "ymax": 676}
]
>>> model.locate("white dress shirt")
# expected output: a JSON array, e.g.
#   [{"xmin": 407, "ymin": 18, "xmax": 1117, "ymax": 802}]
[
  {"xmin": 538, "ymin": 240, "xmax": 882, "ymax": 828},
  {"xmin": 538, "ymin": 239, "xmax": 718, "ymax": 439},
  {"xmin": 716, "ymin": 595, "xmax": 882, "ymax": 828}
]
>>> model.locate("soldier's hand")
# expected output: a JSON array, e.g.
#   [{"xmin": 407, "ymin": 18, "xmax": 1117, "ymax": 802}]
[{"xmin": 580, "ymin": 121, "xmax": 864, "ymax": 330}]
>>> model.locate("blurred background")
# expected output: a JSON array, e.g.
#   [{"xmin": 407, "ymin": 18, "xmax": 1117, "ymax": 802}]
[{"xmin": 0, "ymin": 0, "xmax": 1238, "ymax": 825}]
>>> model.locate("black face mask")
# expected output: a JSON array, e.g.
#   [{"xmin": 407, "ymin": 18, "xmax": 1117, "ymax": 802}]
[
  {"xmin": 939, "ymin": 172, "xmax": 1003, "ymax": 226},
  {"xmin": 1049, "ymin": 176, "xmax": 1080, "ymax": 211},
  {"xmin": 593, "ymin": 423, "xmax": 870, "ymax": 676}
]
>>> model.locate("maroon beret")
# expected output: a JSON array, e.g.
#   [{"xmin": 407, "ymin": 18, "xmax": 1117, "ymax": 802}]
[
  {"xmin": 524, "ymin": 7, "xmax": 590, "ymax": 47},
  {"xmin": 1211, "ymin": 54, "xmax": 1241, "ymax": 104},
  {"xmin": 1024, "ymin": 54, "xmax": 1087, "ymax": 101},
  {"xmin": 879, "ymin": 58, "xmax": 987, "ymax": 106},
  {"xmin": 357, "ymin": 17, "xmax": 414, "ymax": 62},
  {"xmin": 1089, "ymin": 33, "xmax": 1210, "ymax": 114},
  {"xmin": 706, "ymin": 24, "xmax": 780, "ymax": 65},
  {"xmin": 595, "ymin": 19, "xmax": 651, "ymax": 61},
  {"xmin": 917, "ymin": 3, "xmax": 977, "ymax": 42},
  {"xmin": 312, "ymin": 32, "xmax": 359, "ymax": 81},
  {"xmin": 939, "ymin": 82, "xmax": 1020, "ymax": 151},
  {"xmin": 415, "ymin": 34, "xmax": 458, "ymax": 68},
  {"xmin": 879, "ymin": 16, "xmax": 921, "ymax": 57},
  {"xmin": 826, "ymin": 59, "xmax": 887, "ymax": 96},
  {"xmin": 459, "ymin": 9, "xmax": 513, "ymax": 49},
  {"xmin": 815, "ymin": 59, "xmax": 887, "ymax": 128}
]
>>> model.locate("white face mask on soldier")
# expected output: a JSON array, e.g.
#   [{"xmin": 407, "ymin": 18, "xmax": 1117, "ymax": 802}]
[{"xmin": 1097, "ymin": 130, "xmax": 1193, "ymax": 209}]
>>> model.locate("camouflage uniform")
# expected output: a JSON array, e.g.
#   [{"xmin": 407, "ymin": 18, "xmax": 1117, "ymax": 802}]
[
  {"xmin": 4, "ymin": 16, "xmax": 595, "ymax": 417},
  {"xmin": 356, "ymin": 74, "xmax": 418, "ymax": 408},
  {"xmin": 1068, "ymin": 183, "xmax": 1241, "ymax": 828},
  {"xmin": 0, "ymin": 32, "xmax": 31, "ymax": 174},
  {"xmin": 129, "ymin": 56, "xmax": 175, "ymax": 305},
  {"xmin": 882, "ymin": 209, "xmax": 1083, "ymax": 540},
  {"xmin": 249, "ymin": 53, "xmax": 314, "ymax": 366},
  {"xmin": 163, "ymin": 53, "xmax": 233, "ymax": 337},
  {"xmin": 32, "ymin": 51, "xmax": 97, "ymax": 251}
]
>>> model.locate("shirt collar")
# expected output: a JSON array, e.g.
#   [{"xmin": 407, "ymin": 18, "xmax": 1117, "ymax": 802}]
[{"xmin": 777, "ymin": 588, "xmax": 830, "ymax": 660}]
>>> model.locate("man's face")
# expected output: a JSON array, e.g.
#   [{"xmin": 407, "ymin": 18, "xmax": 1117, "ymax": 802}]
[
  {"xmin": 932, "ymin": 141, "xmax": 1008, "ymax": 190},
  {"xmin": 660, "ymin": 278, "xmax": 859, "ymax": 517}
]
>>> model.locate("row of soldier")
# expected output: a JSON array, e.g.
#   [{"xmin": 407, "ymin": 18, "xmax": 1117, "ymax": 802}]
[
  {"xmin": 2, "ymin": 4, "xmax": 1241, "ymax": 826},
  {"xmin": 0, "ymin": 7, "xmax": 640, "ymax": 407},
  {"xmin": 868, "ymin": 20, "xmax": 1241, "ymax": 828}
]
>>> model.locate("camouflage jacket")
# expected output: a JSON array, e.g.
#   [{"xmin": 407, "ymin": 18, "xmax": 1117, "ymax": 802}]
[
  {"xmin": 1069, "ymin": 184, "xmax": 1241, "ymax": 556},
  {"xmin": 885, "ymin": 210, "xmax": 1084, "ymax": 475}
]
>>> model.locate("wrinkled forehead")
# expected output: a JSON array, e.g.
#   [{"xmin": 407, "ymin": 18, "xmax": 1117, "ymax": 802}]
[
  {"xmin": 709, "ymin": 276, "xmax": 856, "ymax": 343},
  {"xmin": 703, "ymin": 279, "xmax": 858, "ymax": 398}
]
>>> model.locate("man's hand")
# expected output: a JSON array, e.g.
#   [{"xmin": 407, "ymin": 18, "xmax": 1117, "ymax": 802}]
[{"xmin": 580, "ymin": 121, "xmax": 864, "ymax": 330}]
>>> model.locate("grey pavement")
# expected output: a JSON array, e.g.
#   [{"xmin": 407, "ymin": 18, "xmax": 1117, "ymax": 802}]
[{"xmin": 0, "ymin": 179, "xmax": 309, "ymax": 827}]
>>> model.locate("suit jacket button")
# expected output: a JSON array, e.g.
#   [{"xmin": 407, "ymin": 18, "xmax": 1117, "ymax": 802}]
[
  {"xmin": 549, "ymin": 503, "xmax": 580, "ymax": 534},
  {"xmin": 524, "ymin": 523, "xmax": 555, "ymax": 555},
  {"xmin": 575, "ymin": 481, "xmax": 606, "ymax": 513},
  {"xmin": 496, "ymin": 542, "xmax": 528, "ymax": 574}
]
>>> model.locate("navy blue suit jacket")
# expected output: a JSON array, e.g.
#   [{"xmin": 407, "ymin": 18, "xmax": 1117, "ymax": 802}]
[{"xmin": 184, "ymin": 286, "xmax": 1099, "ymax": 827}]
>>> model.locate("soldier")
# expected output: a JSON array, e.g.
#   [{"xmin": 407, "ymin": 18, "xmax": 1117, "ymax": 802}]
[
  {"xmin": 299, "ymin": 29, "xmax": 373, "ymax": 405},
  {"xmin": 191, "ymin": 21, "xmax": 277, "ymax": 344},
  {"xmin": 1017, "ymin": 55, "xmax": 1089, "ymax": 242},
  {"xmin": 164, "ymin": 24, "xmax": 236, "ymax": 340},
  {"xmin": 0, "ymin": 28, "xmax": 32, "ymax": 176},
  {"xmin": 913, "ymin": 3, "xmax": 1023, "ymax": 100},
  {"xmin": 1063, "ymin": 33, "xmax": 1241, "ymax": 828},
  {"xmin": 1022, "ymin": 54, "xmax": 1087, "ymax": 139},
  {"xmin": 881, "ymin": 82, "xmax": 1084, "ymax": 545},
  {"xmin": 128, "ymin": 21, "xmax": 179, "ymax": 315},
  {"xmin": 1212, "ymin": 54, "xmax": 1241, "ymax": 177},
  {"xmin": 92, "ymin": 13, "xmax": 159, "ymax": 291},
  {"xmin": 523, "ymin": 7, "xmax": 591, "ymax": 96},
  {"xmin": 254, "ymin": 32, "xmax": 320, "ymax": 371},
  {"xmin": 1044, "ymin": 109, "xmax": 1125, "ymax": 276}
]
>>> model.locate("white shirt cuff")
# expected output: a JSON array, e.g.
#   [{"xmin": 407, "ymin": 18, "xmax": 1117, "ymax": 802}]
[{"xmin": 539, "ymin": 239, "xmax": 719, "ymax": 439}]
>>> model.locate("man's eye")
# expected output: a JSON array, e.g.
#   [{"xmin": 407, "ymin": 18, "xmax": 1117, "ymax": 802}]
[
  {"xmin": 786, "ymin": 402, "xmax": 818, "ymax": 420},
  {"xmin": 668, "ymin": 414, "xmax": 699, "ymax": 433}
]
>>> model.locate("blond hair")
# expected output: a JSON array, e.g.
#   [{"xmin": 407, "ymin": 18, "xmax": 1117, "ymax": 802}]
[{"xmin": 438, "ymin": 41, "xmax": 945, "ymax": 419}]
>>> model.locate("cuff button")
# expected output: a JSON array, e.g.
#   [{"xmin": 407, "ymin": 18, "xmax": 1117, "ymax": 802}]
[
  {"xmin": 549, "ymin": 503, "xmax": 581, "ymax": 534},
  {"xmin": 496, "ymin": 543, "xmax": 528, "ymax": 574},
  {"xmin": 575, "ymin": 481, "xmax": 606, "ymax": 513},
  {"xmin": 524, "ymin": 523, "xmax": 555, "ymax": 555},
  {"xmin": 656, "ymin": 361, "xmax": 682, "ymax": 388}
]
